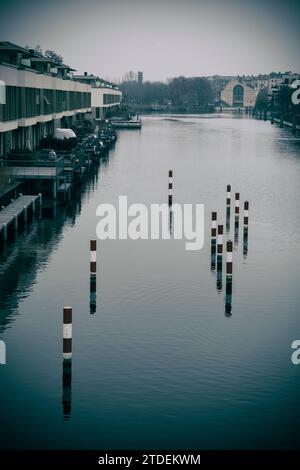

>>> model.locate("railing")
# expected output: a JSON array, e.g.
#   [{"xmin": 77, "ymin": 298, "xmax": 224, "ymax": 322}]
[{"xmin": 5, "ymin": 156, "xmax": 65, "ymax": 169}]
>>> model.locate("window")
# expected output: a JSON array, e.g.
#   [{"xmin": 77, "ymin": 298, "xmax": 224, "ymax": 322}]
[{"xmin": 232, "ymin": 85, "xmax": 244, "ymax": 107}]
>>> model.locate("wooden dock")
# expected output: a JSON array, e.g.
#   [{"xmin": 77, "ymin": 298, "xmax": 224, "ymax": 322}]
[{"xmin": 0, "ymin": 194, "xmax": 41, "ymax": 241}]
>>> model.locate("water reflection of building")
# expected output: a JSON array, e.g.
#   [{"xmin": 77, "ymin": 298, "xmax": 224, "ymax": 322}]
[{"xmin": 0, "ymin": 170, "xmax": 100, "ymax": 333}]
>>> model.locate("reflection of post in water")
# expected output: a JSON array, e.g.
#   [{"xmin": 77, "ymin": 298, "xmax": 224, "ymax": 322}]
[
  {"xmin": 226, "ymin": 206, "xmax": 231, "ymax": 233},
  {"xmin": 168, "ymin": 170, "xmax": 173, "ymax": 207},
  {"xmin": 243, "ymin": 227, "xmax": 248, "ymax": 258},
  {"xmin": 225, "ymin": 275, "xmax": 233, "ymax": 317},
  {"xmin": 216, "ymin": 224, "xmax": 223, "ymax": 292},
  {"xmin": 90, "ymin": 240, "xmax": 97, "ymax": 314},
  {"xmin": 62, "ymin": 306, "xmax": 72, "ymax": 420},
  {"xmin": 210, "ymin": 211, "xmax": 217, "ymax": 271},
  {"xmin": 168, "ymin": 206, "xmax": 173, "ymax": 235},
  {"xmin": 234, "ymin": 192, "xmax": 240, "ymax": 245},
  {"xmin": 62, "ymin": 357, "xmax": 72, "ymax": 420},
  {"xmin": 243, "ymin": 201, "xmax": 249, "ymax": 258},
  {"xmin": 234, "ymin": 217, "xmax": 239, "ymax": 245},
  {"xmin": 225, "ymin": 240, "xmax": 233, "ymax": 317},
  {"xmin": 90, "ymin": 274, "xmax": 96, "ymax": 314},
  {"xmin": 211, "ymin": 239, "xmax": 216, "ymax": 272}
]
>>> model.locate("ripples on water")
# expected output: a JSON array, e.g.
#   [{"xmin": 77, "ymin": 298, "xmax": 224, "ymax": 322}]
[{"xmin": 0, "ymin": 114, "xmax": 300, "ymax": 449}]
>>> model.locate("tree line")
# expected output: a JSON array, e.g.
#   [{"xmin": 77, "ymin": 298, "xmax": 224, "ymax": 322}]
[{"xmin": 119, "ymin": 76, "xmax": 216, "ymax": 109}]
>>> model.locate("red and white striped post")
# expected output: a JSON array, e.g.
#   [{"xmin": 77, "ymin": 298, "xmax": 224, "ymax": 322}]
[
  {"xmin": 235, "ymin": 192, "xmax": 240, "ymax": 218},
  {"xmin": 90, "ymin": 239, "xmax": 97, "ymax": 275},
  {"xmin": 62, "ymin": 306, "xmax": 72, "ymax": 419},
  {"xmin": 243, "ymin": 201, "xmax": 249, "ymax": 257},
  {"xmin": 168, "ymin": 170, "xmax": 173, "ymax": 206},
  {"xmin": 216, "ymin": 224, "xmax": 224, "ymax": 290},
  {"xmin": 225, "ymin": 240, "xmax": 233, "ymax": 316},
  {"xmin": 210, "ymin": 211, "xmax": 217, "ymax": 271},
  {"xmin": 217, "ymin": 224, "xmax": 223, "ymax": 256},
  {"xmin": 211, "ymin": 211, "xmax": 217, "ymax": 241},
  {"xmin": 226, "ymin": 185, "xmax": 231, "ymax": 206},
  {"xmin": 63, "ymin": 306, "xmax": 72, "ymax": 360},
  {"xmin": 244, "ymin": 201, "xmax": 249, "ymax": 227},
  {"xmin": 226, "ymin": 240, "xmax": 233, "ymax": 276},
  {"xmin": 90, "ymin": 240, "xmax": 97, "ymax": 314}
]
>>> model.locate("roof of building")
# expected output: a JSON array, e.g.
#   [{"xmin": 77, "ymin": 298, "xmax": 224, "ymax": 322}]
[
  {"xmin": 0, "ymin": 41, "xmax": 78, "ymax": 75},
  {"xmin": 0, "ymin": 41, "xmax": 30, "ymax": 54},
  {"xmin": 73, "ymin": 74, "xmax": 119, "ymax": 89}
]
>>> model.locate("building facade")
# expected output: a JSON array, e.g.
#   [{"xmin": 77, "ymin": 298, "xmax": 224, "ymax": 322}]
[
  {"xmin": 0, "ymin": 42, "xmax": 92, "ymax": 155},
  {"xmin": 73, "ymin": 73, "xmax": 122, "ymax": 120},
  {"xmin": 221, "ymin": 80, "xmax": 257, "ymax": 108}
]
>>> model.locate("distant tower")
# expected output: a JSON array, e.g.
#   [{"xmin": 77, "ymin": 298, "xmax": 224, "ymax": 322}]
[{"xmin": 137, "ymin": 71, "xmax": 143, "ymax": 85}]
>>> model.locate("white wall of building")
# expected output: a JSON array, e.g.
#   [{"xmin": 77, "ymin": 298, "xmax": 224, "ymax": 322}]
[{"xmin": 91, "ymin": 87, "xmax": 122, "ymax": 108}]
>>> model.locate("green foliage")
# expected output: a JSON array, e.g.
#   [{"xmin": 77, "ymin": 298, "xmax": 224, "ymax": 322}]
[
  {"xmin": 39, "ymin": 137, "xmax": 77, "ymax": 151},
  {"xmin": 44, "ymin": 50, "xmax": 63, "ymax": 65},
  {"xmin": 255, "ymin": 88, "xmax": 269, "ymax": 110}
]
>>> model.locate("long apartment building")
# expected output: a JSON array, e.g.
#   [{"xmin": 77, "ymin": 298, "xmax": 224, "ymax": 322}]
[
  {"xmin": 73, "ymin": 73, "xmax": 122, "ymax": 120},
  {"xmin": 0, "ymin": 41, "xmax": 122, "ymax": 156}
]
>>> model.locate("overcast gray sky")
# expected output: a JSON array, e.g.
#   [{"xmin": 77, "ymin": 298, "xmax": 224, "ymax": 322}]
[{"xmin": 1, "ymin": 0, "xmax": 300, "ymax": 82}]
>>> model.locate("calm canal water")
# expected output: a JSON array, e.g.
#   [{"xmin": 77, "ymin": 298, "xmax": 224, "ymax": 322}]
[{"xmin": 0, "ymin": 114, "xmax": 300, "ymax": 449}]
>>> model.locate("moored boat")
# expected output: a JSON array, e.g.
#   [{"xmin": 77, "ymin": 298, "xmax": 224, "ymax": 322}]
[{"xmin": 110, "ymin": 117, "xmax": 142, "ymax": 129}]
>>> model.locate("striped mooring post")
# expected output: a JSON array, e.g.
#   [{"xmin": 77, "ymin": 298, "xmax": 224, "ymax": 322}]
[
  {"xmin": 243, "ymin": 201, "xmax": 249, "ymax": 257},
  {"xmin": 225, "ymin": 240, "xmax": 233, "ymax": 316},
  {"xmin": 226, "ymin": 240, "xmax": 233, "ymax": 276},
  {"xmin": 90, "ymin": 239, "xmax": 97, "ymax": 275},
  {"xmin": 217, "ymin": 224, "xmax": 223, "ymax": 256},
  {"xmin": 235, "ymin": 192, "xmax": 240, "ymax": 218},
  {"xmin": 244, "ymin": 201, "xmax": 249, "ymax": 228},
  {"xmin": 63, "ymin": 306, "xmax": 72, "ymax": 360},
  {"xmin": 211, "ymin": 211, "xmax": 217, "ymax": 242},
  {"xmin": 168, "ymin": 170, "xmax": 173, "ymax": 206},
  {"xmin": 90, "ymin": 239, "xmax": 97, "ymax": 314},
  {"xmin": 210, "ymin": 212, "xmax": 217, "ymax": 271},
  {"xmin": 226, "ymin": 185, "xmax": 231, "ymax": 206},
  {"xmin": 217, "ymin": 224, "xmax": 223, "ymax": 272}
]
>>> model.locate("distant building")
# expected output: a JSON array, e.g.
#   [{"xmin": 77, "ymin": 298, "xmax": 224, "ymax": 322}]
[
  {"xmin": 137, "ymin": 71, "xmax": 143, "ymax": 85},
  {"xmin": 221, "ymin": 80, "xmax": 257, "ymax": 108},
  {"xmin": 73, "ymin": 73, "xmax": 122, "ymax": 120},
  {"xmin": 239, "ymin": 72, "xmax": 300, "ymax": 94},
  {"xmin": 0, "ymin": 41, "xmax": 91, "ymax": 154}
]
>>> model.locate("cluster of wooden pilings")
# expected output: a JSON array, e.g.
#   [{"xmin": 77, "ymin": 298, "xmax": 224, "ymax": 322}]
[{"xmin": 210, "ymin": 185, "xmax": 249, "ymax": 317}]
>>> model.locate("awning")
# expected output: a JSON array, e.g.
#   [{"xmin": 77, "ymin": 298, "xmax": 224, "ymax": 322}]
[{"xmin": 54, "ymin": 128, "xmax": 77, "ymax": 140}]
